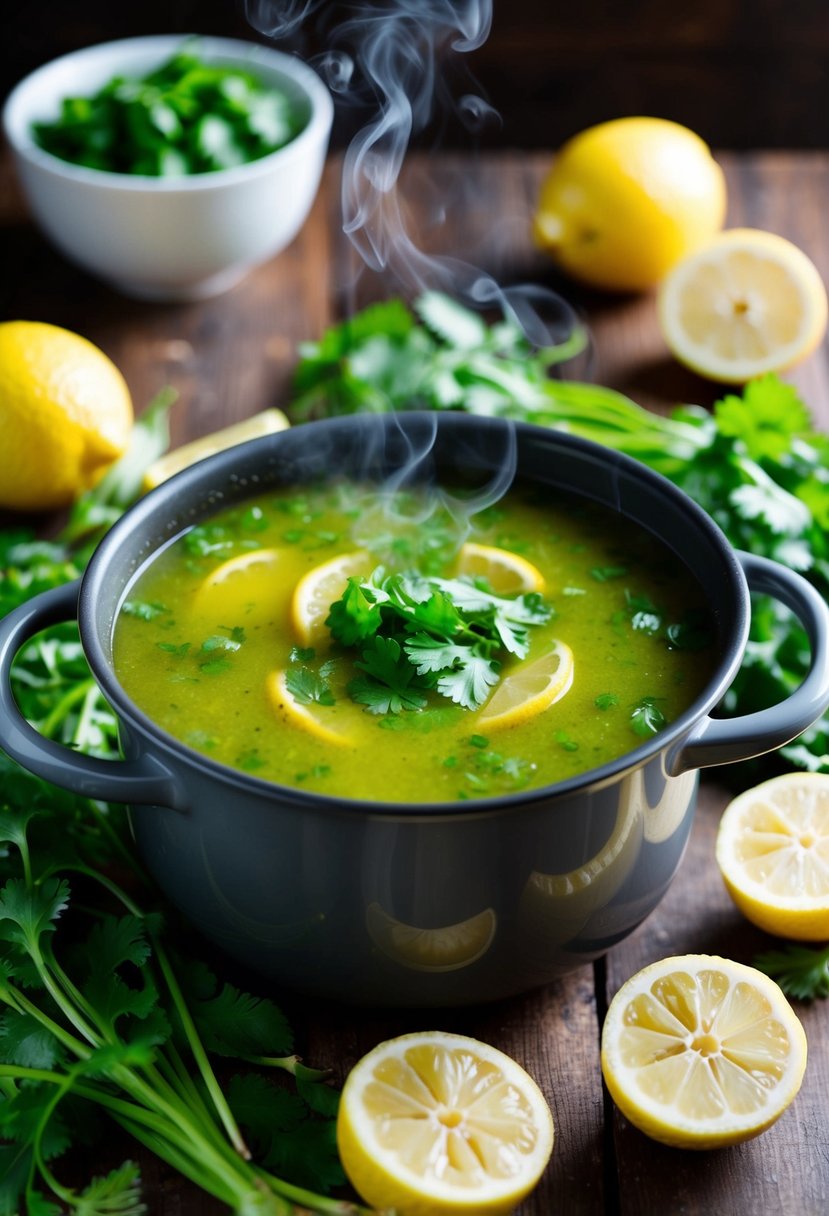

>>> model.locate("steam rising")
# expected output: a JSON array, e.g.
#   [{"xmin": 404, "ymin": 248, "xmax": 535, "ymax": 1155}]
[
  {"xmin": 245, "ymin": 0, "xmax": 578, "ymax": 343},
  {"xmin": 245, "ymin": 1, "xmax": 576, "ymax": 545}
]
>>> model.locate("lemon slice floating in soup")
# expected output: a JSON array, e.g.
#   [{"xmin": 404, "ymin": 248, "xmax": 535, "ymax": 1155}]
[
  {"xmin": 455, "ymin": 542, "xmax": 546, "ymax": 594},
  {"xmin": 193, "ymin": 548, "xmax": 288, "ymax": 624},
  {"xmin": 265, "ymin": 669, "xmax": 355, "ymax": 748},
  {"xmin": 479, "ymin": 641, "xmax": 574, "ymax": 731},
  {"xmin": 290, "ymin": 550, "xmax": 373, "ymax": 646}
]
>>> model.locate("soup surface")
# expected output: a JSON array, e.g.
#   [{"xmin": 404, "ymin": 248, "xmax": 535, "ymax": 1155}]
[{"xmin": 113, "ymin": 481, "xmax": 717, "ymax": 802}]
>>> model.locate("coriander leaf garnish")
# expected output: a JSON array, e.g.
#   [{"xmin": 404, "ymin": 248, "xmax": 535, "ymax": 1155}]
[
  {"xmin": 326, "ymin": 566, "xmax": 551, "ymax": 714},
  {"xmin": 349, "ymin": 636, "xmax": 428, "ymax": 714},
  {"xmin": 285, "ymin": 665, "xmax": 336, "ymax": 707},
  {"xmin": 630, "ymin": 696, "xmax": 669, "ymax": 738},
  {"xmin": 753, "ymin": 943, "xmax": 829, "ymax": 1000}
]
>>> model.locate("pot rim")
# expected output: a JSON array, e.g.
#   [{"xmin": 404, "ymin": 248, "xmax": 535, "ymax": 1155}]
[{"xmin": 79, "ymin": 414, "xmax": 749, "ymax": 817}]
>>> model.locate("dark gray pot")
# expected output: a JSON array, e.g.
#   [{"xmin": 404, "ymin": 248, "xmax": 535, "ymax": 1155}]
[{"xmin": 2, "ymin": 414, "xmax": 828, "ymax": 1006}]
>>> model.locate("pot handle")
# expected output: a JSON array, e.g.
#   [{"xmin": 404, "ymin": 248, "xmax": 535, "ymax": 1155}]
[
  {"xmin": 667, "ymin": 551, "xmax": 829, "ymax": 776},
  {"xmin": 0, "ymin": 582, "xmax": 185, "ymax": 809}
]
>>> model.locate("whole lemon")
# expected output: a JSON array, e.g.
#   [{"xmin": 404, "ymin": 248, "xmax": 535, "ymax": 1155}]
[
  {"xmin": 0, "ymin": 321, "xmax": 133, "ymax": 511},
  {"xmin": 533, "ymin": 117, "xmax": 726, "ymax": 292}
]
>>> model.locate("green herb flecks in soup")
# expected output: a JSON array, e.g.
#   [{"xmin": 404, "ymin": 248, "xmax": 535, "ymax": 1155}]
[{"xmin": 113, "ymin": 482, "xmax": 717, "ymax": 801}]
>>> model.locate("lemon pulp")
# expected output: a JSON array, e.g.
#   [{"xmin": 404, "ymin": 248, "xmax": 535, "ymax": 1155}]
[
  {"xmin": 601, "ymin": 954, "xmax": 807, "ymax": 1149},
  {"xmin": 337, "ymin": 1031, "xmax": 554, "ymax": 1215},
  {"xmin": 658, "ymin": 228, "xmax": 828, "ymax": 382},
  {"xmin": 716, "ymin": 772, "xmax": 829, "ymax": 940}
]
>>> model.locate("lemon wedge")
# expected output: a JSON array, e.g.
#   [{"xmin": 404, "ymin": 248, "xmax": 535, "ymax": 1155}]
[
  {"xmin": 337, "ymin": 1031, "xmax": 554, "ymax": 1216},
  {"xmin": 290, "ymin": 550, "xmax": 372, "ymax": 646},
  {"xmin": 716, "ymin": 772, "xmax": 829, "ymax": 940},
  {"xmin": 192, "ymin": 548, "xmax": 287, "ymax": 624},
  {"xmin": 601, "ymin": 954, "xmax": 807, "ymax": 1149},
  {"xmin": 455, "ymin": 542, "xmax": 546, "ymax": 594},
  {"xmin": 478, "ymin": 640, "xmax": 574, "ymax": 731},
  {"xmin": 658, "ymin": 228, "xmax": 828, "ymax": 383},
  {"xmin": 141, "ymin": 408, "xmax": 289, "ymax": 491},
  {"xmin": 265, "ymin": 669, "xmax": 353, "ymax": 748},
  {"xmin": 365, "ymin": 903, "xmax": 497, "ymax": 972}
]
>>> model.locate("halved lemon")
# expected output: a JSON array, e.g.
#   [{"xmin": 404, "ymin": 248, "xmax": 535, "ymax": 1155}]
[
  {"xmin": 265, "ymin": 669, "xmax": 353, "ymax": 747},
  {"xmin": 366, "ymin": 903, "xmax": 497, "ymax": 972},
  {"xmin": 290, "ymin": 550, "xmax": 372, "ymax": 646},
  {"xmin": 456, "ymin": 543, "xmax": 546, "ymax": 594},
  {"xmin": 337, "ymin": 1031, "xmax": 554, "ymax": 1216},
  {"xmin": 601, "ymin": 954, "xmax": 807, "ymax": 1150},
  {"xmin": 192, "ymin": 548, "xmax": 287, "ymax": 624},
  {"xmin": 478, "ymin": 640, "xmax": 574, "ymax": 731},
  {"xmin": 658, "ymin": 228, "xmax": 828, "ymax": 383},
  {"xmin": 141, "ymin": 408, "xmax": 289, "ymax": 491},
  {"xmin": 715, "ymin": 772, "xmax": 829, "ymax": 941}
]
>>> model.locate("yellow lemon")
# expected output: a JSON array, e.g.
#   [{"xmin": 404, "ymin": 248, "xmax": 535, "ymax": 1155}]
[
  {"xmin": 715, "ymin": 772, "xmax": 829, "ymax": 940},
  {"xmin": 0, "ymin": 320, "xmax": 132, "ymax": 511},
  {"xmin": 478, "ymin": 640, "xmax": 574, "ymax": 731},
  {"xmin": 533, "ymin": 117, "xmax": 726, "ymax": 292},
  {"xmin": 289, "ymin": 550, "xmax": 373, "ymax": 646},
  {"xmin": 456, "ymin": 542, "xmax": 546, "ymax": 594},
  {"xmin": 192, "ymin": 549, "xmax": 289, "ymax": 626},
  {"xmin": 265, "ymin": 669, "xmax": 354, "ymax": 748},
  {"xmin": 141, "ymin": 408, "xmax": 289, "ymax": 491},
  {"xmin": 337, "ymin": 1031, "xmax": 554, "ymax": 1216},
  {"xmin": 658, "ymin": 228, "xmax": 828, "ymax": 383},
  {"xmin": 365, "ymin": 903, "xmax": 497, "ymax": 972},
  {"xmin": 601, "ymin": 954, "xmax": 807, "ymax": 1150}
]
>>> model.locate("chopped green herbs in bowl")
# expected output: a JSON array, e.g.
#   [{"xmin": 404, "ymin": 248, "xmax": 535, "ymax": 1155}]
[
  {"xmin": 31, "ymin": 47, "xmax": 305, "ymax": 176},
  {"xmin": 3, "ymin": 35, "xmax": 333, "ymax": 298}
]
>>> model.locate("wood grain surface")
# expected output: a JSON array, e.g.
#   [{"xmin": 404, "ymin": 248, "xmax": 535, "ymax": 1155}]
[{"xmin": 1, "ymin": 148, "xmax": 828, "ymax": 1215}]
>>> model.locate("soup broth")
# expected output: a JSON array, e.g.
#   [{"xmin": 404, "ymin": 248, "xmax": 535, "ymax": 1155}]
[{"xmin": 113, "ymin": 481, "xmax": 717, "ymax": 802}]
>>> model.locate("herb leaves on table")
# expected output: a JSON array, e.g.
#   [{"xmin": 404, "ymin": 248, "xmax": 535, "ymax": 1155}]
[{"xmin": 0, "ymin": 400, "xmax": 371, "ymax": 1215}]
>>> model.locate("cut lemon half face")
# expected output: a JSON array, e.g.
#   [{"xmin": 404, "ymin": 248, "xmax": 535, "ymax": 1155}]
[
  {"xmin": 193, "ymin": 548, "xmax": 287, "ymax": 624},
  {"xmin": 265, "ymin": 669, "xmax": 353, "ymax": 748},
  {"xmin": 337, "ymin": 1031, "xmax": 554, "ymax": 1216},
  {"xmin": 142, "ymin": 408, "xmax": 289, "ymax": 492},
  {"xmin": 715, "ymin": 772, "xmax": 829, "ymax": 941},
  {"xmin": 601, "ymin": 954, "xmax": 807, "ymax": 1150},
  {"xmin": 478, "ymin": 640, "xmax": 574, "ymax": 731},
  {"xmin": 455, "ymin": 542, "xmax": 546, "ymax": 594},
  {"xmin": 290, "ymin": 550, "xmax": 372, "ymax": 646},
  {"xmin": 658, "ymin": 228, "xmax": 828, "ymax": 383},
  {"xmin": 366, "ymin": 902, "xmax": 496, "ymax": 972}
]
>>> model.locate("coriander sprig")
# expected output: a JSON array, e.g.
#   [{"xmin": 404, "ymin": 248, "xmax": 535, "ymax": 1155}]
[
  {"xmin": 754, "ymin": 943, "xmax": 829, "ymax": 1001},
  {"xmin": 325, "ymin": 568, "xmax": 551, "ymax": 712}
]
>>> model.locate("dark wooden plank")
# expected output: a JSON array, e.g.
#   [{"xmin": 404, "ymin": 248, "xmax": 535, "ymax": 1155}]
[
  {"xmin": 2, "ymin": 149, "xmax": 829, "ymax": 1214},
  {"xmin": 605, "ymin": 786, "xmax": 829, "ymax": 1216}
]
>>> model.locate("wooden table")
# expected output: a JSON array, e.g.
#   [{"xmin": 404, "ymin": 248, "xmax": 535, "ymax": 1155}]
[{"xmin": 2, "ymin": 149, "xmax": 828, "ymax": 1215}]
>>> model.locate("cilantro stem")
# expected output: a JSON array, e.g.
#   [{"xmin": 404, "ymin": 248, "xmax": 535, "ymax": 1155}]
[
  {"xmin": 38, "ymin": 677, "xmax": 95, "ymax": 739},
  {"xmin": 253, "ymin": 1166, "xmax": 375, "ymax": 1215},
  {"xmin": 153, "ymin": 934, "xmax": 252, "ymax": 1160}
]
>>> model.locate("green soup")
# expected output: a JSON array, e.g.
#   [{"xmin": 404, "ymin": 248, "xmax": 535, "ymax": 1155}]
[{"xmin": 113, "ymin": 481, "xmax": 717, "ymax": 802}]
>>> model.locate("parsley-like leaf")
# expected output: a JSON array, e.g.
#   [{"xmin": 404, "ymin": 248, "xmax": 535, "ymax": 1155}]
[{"xmin": 754, "ymin": 943, "xmax": 829, "ymax": 1000}]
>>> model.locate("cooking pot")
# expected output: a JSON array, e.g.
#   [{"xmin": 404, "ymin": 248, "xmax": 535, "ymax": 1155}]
[{"xmin": 1, "ymin": 414, "xmax": 828, "ymax": 1007}]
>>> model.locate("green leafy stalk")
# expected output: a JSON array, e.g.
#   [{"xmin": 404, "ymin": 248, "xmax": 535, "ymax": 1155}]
[{"xmin": 754, "ymin": 943, "xmax": 829, "ymax": 1000}]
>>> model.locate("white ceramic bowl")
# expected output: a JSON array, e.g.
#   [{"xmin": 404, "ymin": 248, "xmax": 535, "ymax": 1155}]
[{"xmin": 3, "ymin": 35, "xmax": 334, "ymax": 300}]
